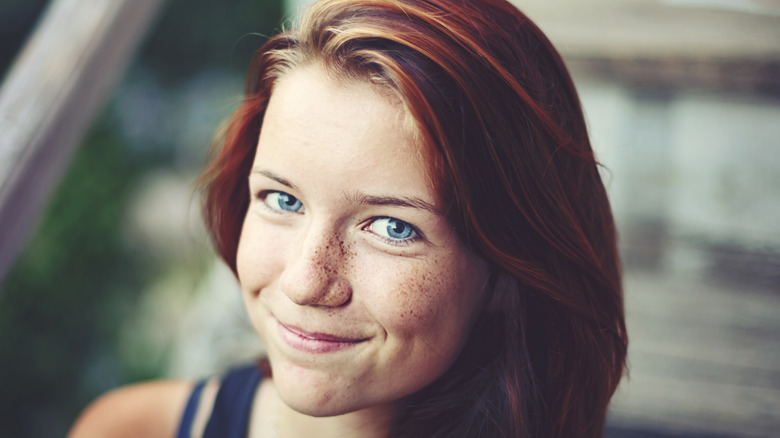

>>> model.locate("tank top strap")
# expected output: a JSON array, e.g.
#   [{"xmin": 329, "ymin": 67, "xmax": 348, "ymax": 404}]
[
  {"xmin": 202, "ymin": 363, "xmax": 263, "ymax": 438},
  {"xmin": 175, "ymin": 379, "xmax": 206, "ymax": 438}
]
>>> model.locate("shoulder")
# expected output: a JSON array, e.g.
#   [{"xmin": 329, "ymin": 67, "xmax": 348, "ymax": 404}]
[{"xmin": 68, "ymin": 379, "xmax": 194, "ymax": 438}]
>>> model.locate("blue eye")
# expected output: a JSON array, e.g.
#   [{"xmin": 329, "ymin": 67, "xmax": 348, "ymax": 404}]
[
  {"xmin": 264, "ymin": 191, "xmax": 303, "ymax": 213},
  {"xmin": 368, "ymin": 217, "xmax": 419, "ymax": 244}
]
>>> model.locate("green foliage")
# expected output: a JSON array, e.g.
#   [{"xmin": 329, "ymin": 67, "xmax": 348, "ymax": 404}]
[
  {"xmin": 140, "ymin": 0, "xmax": 283, "ymax": 83},
  {"xmin": 0, "ymin": 121, "xmax": 151, "ymax": 436},
  {"xmin": 0, "ymin": 0, "xmax": 283, "ymax": 436}
]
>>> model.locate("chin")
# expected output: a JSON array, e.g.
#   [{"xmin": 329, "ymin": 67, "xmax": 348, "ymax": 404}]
[
  {"xmin": 272, "ymin": 369, "xmax": 399, "ymax": 419},
  {"xmin": 279, "ymin": 389, "xmax": 365, "ymax": 418}
]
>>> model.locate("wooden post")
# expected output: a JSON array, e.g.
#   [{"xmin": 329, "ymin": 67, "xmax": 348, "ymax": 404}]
[{"xmin": 0, "ymin": 0, "xmax": 166, "ymax": 285}]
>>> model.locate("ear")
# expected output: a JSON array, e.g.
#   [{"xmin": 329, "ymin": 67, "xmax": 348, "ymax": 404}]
[{"xmin": 485, "ymin": 270, "xmax": 517, "ymax": 313}]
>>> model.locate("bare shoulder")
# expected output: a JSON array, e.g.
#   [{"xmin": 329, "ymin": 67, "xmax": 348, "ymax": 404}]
[{"xmin": 68, "ymin": 379, "xmax": 194, "ymax": 438}]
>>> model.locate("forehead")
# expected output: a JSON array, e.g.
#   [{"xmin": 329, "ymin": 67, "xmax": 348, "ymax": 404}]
[
  {"xmin": 269, "ymin": 65, "xmax": 398, "ymax": 130},
  {"xmin": 266, "ymin": 64, "xmax": 427, "ymax": 157},
  {"xmin": 255, "ymin": 63, "xmax": 437, "ymax": 202}
]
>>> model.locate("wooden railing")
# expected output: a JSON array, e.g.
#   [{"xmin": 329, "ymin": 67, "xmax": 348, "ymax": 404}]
[{"xmin": 0, "ymin": 0, "xmax": 166, "ymax": 284}]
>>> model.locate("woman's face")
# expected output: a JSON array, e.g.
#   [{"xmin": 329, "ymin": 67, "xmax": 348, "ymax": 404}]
[{"xmin": 236, "ymin": 64, "xmax": 490, "ymax": 418}]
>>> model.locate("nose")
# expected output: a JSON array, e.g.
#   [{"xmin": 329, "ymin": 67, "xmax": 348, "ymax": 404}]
[{"xmin": 279, "ymin": 222, "xmax": 352, "ymax": 307}]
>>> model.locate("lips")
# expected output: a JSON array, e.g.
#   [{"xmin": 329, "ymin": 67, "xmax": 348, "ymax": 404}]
[{"xmin": 277, "ymin": 321, "xmax": 369, "ymax": 353}]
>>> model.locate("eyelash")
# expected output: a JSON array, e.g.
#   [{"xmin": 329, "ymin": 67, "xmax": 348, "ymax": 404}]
[
  {"xmin": 255, "ymin": 190, "xmax": 422, "ymax": 247},
  {"xmin": 363, "ymin": 217, "xmax": 422, "ymax": 247},
  {"xmin": 256, "ymin": 190, "xmax": 305, "ymax": 214}
]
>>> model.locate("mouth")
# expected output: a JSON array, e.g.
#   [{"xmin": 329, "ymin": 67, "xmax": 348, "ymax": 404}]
[{"xmin": 277, "ymin": 321, "xmax": 369, "ymax": 354}]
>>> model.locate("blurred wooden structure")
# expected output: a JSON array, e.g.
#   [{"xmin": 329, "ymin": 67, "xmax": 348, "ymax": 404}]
[
  {"xmin": 519, "ymin": 0, "xmax": 780, "ymax": 97},
  {"xmin": 513, "ymin": 1, "xmax": 780, "ymax": 436},
  {"xmin": 610, "ymin": 270, "xmax": 780, "ymax": 437},
  {"xmin": 0, "ymin": 0, "xmax": 165, "ymax": 284}
]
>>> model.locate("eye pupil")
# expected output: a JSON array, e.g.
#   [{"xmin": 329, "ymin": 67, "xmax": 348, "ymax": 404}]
[
  {"xmin": 386, "ymin": 219, "xmax": 413, "ymax": 239},
  {"xmin": 276, "ymin": 193, "xmax": 302, "ymax": 212}
]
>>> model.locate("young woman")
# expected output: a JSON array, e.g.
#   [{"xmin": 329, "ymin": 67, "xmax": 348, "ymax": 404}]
[{"xmin": 70, "ymin": 0, "xmax": 627, "ymax": 437}]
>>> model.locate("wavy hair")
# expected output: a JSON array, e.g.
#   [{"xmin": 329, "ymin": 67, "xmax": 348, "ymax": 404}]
[{"xmin": 200, "ymin": 0, "xmax": 627, "ymax": 436}]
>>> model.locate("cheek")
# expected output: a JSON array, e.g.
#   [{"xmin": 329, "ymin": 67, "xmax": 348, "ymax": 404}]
[
  {"xmin": 362, "ymin": 256, "xmax": 482, "ymax": 341},
  {"xmin": 236, "ymin": 218, "xmax": 283, "ymax": 294},
  {"xmin": 390, "ymin": 266, "xmax": 443, "ymax": 328}
]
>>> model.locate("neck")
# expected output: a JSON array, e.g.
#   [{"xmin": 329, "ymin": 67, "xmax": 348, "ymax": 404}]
[{"xmin": 251, "ymin": 378, "xmax": 395, "ymax": 438}]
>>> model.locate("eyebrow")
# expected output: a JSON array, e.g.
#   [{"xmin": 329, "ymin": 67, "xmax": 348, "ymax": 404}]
[
  {"xmin": 251, "ymin": 168, "xmax": 440, "ymax": 215},
  {"xmin": 251, "ymin": 169, "xmax": 299, "ymax": 191},
  {"xmin": 350, "ymin": 193, "xmax": 441, "ymax": 216}
]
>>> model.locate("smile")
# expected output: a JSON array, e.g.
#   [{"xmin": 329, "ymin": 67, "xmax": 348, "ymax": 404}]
[{"xmin": 277, "ymin": 321, "xmax": 369, "ymax": 354}]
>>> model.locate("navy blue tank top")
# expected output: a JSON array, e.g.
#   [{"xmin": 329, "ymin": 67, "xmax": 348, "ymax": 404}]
[{"xmin": 175, "ymin": 364, "xmax": 263, "ymax": 438}]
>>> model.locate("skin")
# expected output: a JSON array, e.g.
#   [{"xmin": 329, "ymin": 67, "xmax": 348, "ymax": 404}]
[
  {"xmin": 68, "ymin": 62, "xmax": 492, "ymax": 438},
  {"xmin": 67, "ymin": 380, "xmax": 192, "ymax": 438},
  {"xmin": 238, "ymin": 63, "xmax": 491, "ymax": 437}
]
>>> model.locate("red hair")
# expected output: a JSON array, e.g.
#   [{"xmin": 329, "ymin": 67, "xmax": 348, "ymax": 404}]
[{"xmin": 200, "ymin": 0, "xmax": 627, "ymax": 436}]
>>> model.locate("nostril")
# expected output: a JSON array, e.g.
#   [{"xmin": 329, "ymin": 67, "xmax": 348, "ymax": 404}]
[
  {"xmin": 280, "ymin": 235, "xmax": 353, "ymax": 307},
  {"xmin": 317, "ymin": 278, "xmax": 353, "ymax": 308}
]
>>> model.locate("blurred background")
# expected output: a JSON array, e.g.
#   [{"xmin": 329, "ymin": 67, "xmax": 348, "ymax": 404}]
[{"xmin": 0, "ymin": 0, "xmax": 777, "ymax": 437}]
